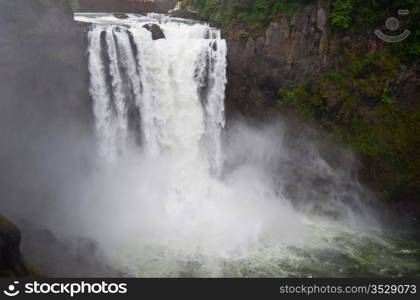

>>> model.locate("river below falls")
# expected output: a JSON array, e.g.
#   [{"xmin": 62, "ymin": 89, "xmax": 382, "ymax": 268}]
[{"xmin": 108, "ymin": 218, "xmax": 420, "ymax": 277}]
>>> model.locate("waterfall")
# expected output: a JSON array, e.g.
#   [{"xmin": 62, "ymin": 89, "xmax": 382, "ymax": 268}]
[
  {"xmin": 73, "ymin": 14, "xmax": 400, "ymax": 278},
  {"xmin": 84, "ymin": 14, "xmax": 227, "ymax": 176}
]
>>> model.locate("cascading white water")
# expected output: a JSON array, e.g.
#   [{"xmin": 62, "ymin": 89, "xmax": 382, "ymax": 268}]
[
  {"xmin": 85, "ymin": 14, "xmax": 226, "ymax": 176},
  {"xmin": 72, "ymin": 14, "xmax": 420, "ymax": 278},
  {"xmin": 78, "ymin": 13, "xmax": 306, "ymax": 270}
]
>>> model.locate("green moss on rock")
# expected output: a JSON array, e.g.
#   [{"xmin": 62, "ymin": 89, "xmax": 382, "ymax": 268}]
[{"xmin": 277, "ymin": 48, "xmax": 420, "ymax": 201}]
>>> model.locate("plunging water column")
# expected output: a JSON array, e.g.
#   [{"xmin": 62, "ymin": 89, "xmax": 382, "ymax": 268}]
[{"xmin": 84, "ymin": 14, "xmax": 226, "ymax": 179}]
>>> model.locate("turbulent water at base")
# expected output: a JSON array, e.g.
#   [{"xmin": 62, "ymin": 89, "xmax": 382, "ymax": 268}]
[{"xmin": 75, "ymin": 13, "xmax": 420, "ymax": 277}]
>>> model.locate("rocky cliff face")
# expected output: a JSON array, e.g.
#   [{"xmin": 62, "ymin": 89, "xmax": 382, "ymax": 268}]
[
  {"xmin": 0, "ymin": 0, "xmax": 93, "ymax": 276},
  {"xmin": 224, "ymin": 0, "xmax": 330, "ymax": 119},
  {"xmin": 182, "ymin": 0, "xmax": 418, "ymax": 211},
  {"xmin": 0, "ymin": 216, "xmax": 38, "ymax": 277}
]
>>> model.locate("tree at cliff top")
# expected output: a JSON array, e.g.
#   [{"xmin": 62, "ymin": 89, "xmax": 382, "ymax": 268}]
[
  {"xmin": 188, "ymin": 0, "xmax": 315, "ymax": 26},
  {"xmin": 188, "ymin": 0, "xmax": 419, "ymax": 61},
  {"xmin": 330, "ymin": 0, "xmax": 419, "ymax": 62}
]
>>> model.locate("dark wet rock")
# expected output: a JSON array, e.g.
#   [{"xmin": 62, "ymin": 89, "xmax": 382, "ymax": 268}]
[
  {"xmin": 18, "ymin": 220, "xmax": 118, "ymax": 277},
  {"xmin": 0, "ymin": 216, "xmax": 37, "ymax": 277},
  {"xmin": 169, "ymin": 4, "xmax": 199, "ymax": 20},
  {"xmin": 143, "ymin": 23, "xmax": 165, "ymax": 40},
  {"xmin": 224, "ymin": 0, "xmax": 330, "ymax": 120},
  {"xmin": 114, "ymin": 13, "xmax": 129, "ymax": 19}
]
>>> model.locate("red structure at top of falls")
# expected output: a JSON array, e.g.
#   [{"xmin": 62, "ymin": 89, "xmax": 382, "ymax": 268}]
[{"xmin": 79, "ymin": 0, "xmax": 178, "ymax": 13}]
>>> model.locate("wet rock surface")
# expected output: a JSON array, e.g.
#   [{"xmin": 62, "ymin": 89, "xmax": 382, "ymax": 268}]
[
  {"xmin": 114, "ymin": 13, "xmax": 129, "ymax": 19},
  {"xmin": 0, "ymin": 216, "xmax": 35, "ymax": 277},
  {"xmin": 224, "ymin": 0, "xmax": 330, "ymax": 120},
  {"xmin": 143, "ymin": 23, "xmax": 165, "ymax": 40}
]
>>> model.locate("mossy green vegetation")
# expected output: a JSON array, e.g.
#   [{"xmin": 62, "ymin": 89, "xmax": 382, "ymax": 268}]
[
  {"xmin": 330, "ymin": 0, "xmax": 420, "ymax": 62},
  {"xmin": 189, "ymin": 0, "xmax": 419, "ymax": 61},
  {"xmin": 0, "ymin": 260, "xmax": 43, "ymax": 278},
  {"xmin": 188, "ymin": 0, "xmax": 315, "ymax": 26},
  {"xmin": 278, "ymin": 48, "xmax": 420, "ymax": 199},
  {"xmin": 187, "ymin": 0, "xmax": 419, "ymax": 200},
  {"xmin": 238, "ymin": 30, "xmax": 250, "ymax": 39},
  {"xmin": 330, "ymin": 0, "xmax": 418, "ymax": 32}
]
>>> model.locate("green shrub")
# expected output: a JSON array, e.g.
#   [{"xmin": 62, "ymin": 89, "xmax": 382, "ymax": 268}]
[
  {"xmin": 238, "ymin": 31, "xmax": 249, "ymax": 39},
  {"xmin": 188, "ymin": 0, "xmax": 315, "ymax": 27},
  {"xmin": 331, "ymin": 0, "xmax": 352, "ymax": 29},
  {"xmin": 277, "ymin": 48, "xmax": 420, "ymax": 197},
  {"xmin": 330, "ymin": 0, "xmax": 420, "ymax": 62}
]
